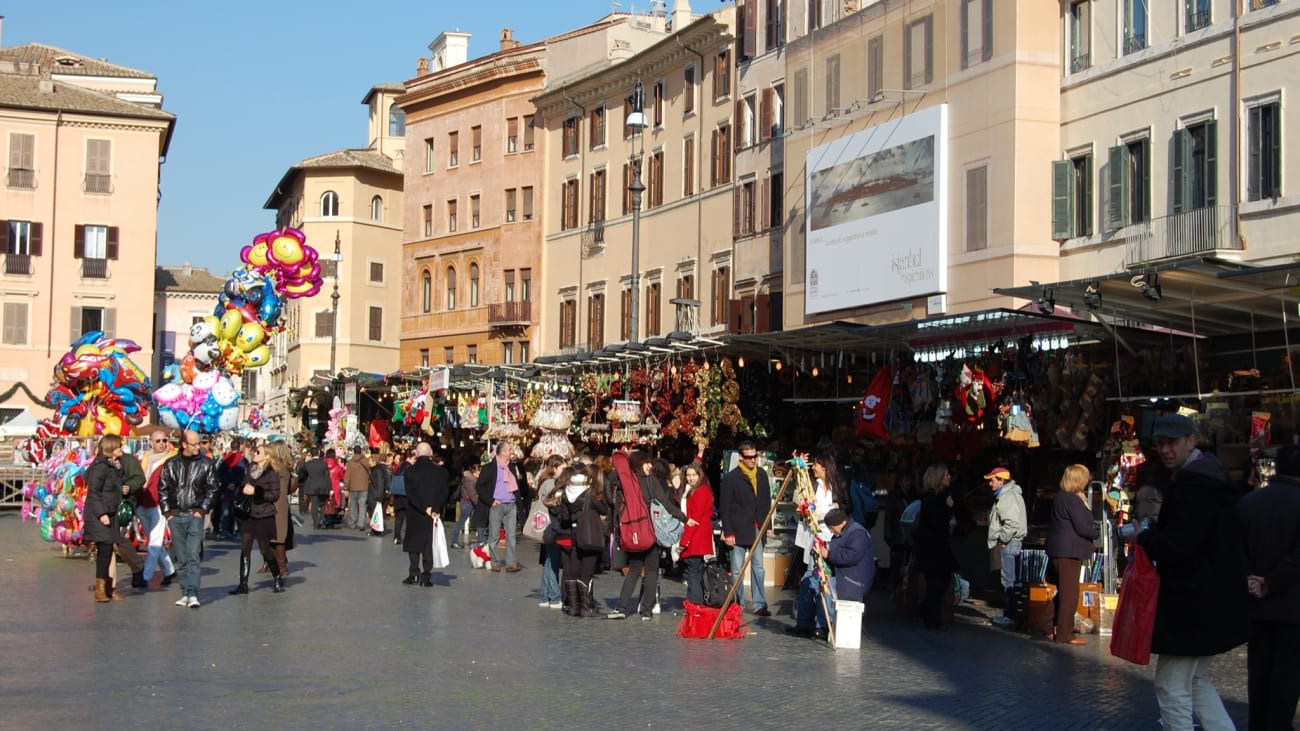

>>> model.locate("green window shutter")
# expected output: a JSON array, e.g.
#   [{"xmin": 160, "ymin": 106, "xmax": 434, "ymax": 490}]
[
  {"xmin": 1268, "ymin": 105, "xmax": 1281, "ymax": 198},
  {"xmin": 1081, "ymin": 156, "xmax": 1094, "ymax": 236},
  {"xmin": 1107, "ymin": 145, "xmax": 1129, "ymax": 230},
  {"xmin": 1248, "ymin": 106, "xmax": 1262, "ymax": 201},
  {"xmin": 982, "ymin": 0, "xmax": 994, "ymax": 62},
  {"xmin": 1052, "ymin": 159, "xmax": 1074, "ymax": 240},
  {"xmin": 1172, "ymin": 129, "xmax": 1187, "ymax": 214},
  {"xmin": 1139, "ymin": 139, "xmax": 1151, "ymax": 222},
  {"xmin": 1204, "ymin": 120, "xmax": 1217, "ymax": 208},
  {"xmin": 69, "ymin": 307, "xmax": 82, "ymax": 344}
]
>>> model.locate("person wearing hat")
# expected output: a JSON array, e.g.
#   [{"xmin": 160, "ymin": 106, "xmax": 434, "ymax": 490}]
[
  {"xmin": 985, "ymin": 466, "xmax": 1027, "ymax": 628},
  {"xmin": 1131, "ymin": 413, "xmax": 1249, "ymax": 731}
]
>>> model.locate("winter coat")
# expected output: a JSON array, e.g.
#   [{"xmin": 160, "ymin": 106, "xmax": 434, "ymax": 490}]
[
  {"xmin": 558, "ymin": 484, "xmax": 609, "ymax": 551},
  {"xmin": 679, "ymin": 485, "xmax": 715, "ymax": 559},
  {"xmin": 159, "ymin": 453, "xmax": 219, "ymax": 517},
  {"xmin": 987, "ymin": 480, "xmax": 1028, "ymax": 548},
  {"xmin": 826, "ymin": 520, "xmax": 876, "ymax": 602},
  {"xmin": 403, "ymin": 457, "xmax": 450, "ymax": 554},
  {"xmin": 243, "ymin": 465, "xmax": 281, "ymax": 520},
  {"xmin": 1137, "ymin": 451, "xmax": 1250, "ymax": 657},
  {"xmin": 1046, "ymin": 491, "xmax": 1100, "ymax": 560},
  {"xmin": 83, "ymin": 455, "xmax": 124, "ymax": 544},
  {"xmin": 119, "ymin": 452, "xmax": 146, "ymax": 502},
  {"xmin": 719, "ymin": 466, "xmax": 772, "ymax": 548},
  {"xmin": 913, "ymin": 492, "xmax": 958, "ymax": 573},
  {"xmin": 298, "ymin": 458, "xmax": 331, "ymax": 496},
  {"xmin": 273, "ymin": 470, "xmax": 292, "ymax": 545},
  {"xmin": 344, "ymin": 456, "xmax": 371, "ymax": 493},
  {"xmin": 367, "ymin": 462, "xmax": 391, "ymax": 506},
  {"xmin": 1237, "ymin": 475, "xmax": 1300, "ymax": 625},
  {"xmin": 217, "ymin": 452, "xmax": 247, "ymax": 493}
]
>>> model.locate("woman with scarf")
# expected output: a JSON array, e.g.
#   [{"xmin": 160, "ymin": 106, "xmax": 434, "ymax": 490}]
[
  {"xmin": 229, "ymin": 442, "xmax": 284, "ymax": 594},
  {"xmin": 557, "ymin": 465, "xmax": 609, "ymax": 617},
  {"xmin": 85, "ymin": 435, "xmax": 129, "ymax": 602},
  {"xmin": 679, "ymin": 462, "xmax": 715, "ymax": 605},
  {"xmin": 609, "ymin": 451, "xmax": 689, "ymax": 620}
]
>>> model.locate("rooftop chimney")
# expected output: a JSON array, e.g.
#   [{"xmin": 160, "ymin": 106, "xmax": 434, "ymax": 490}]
[
  {"xmin": 416, "ymin": 57, "xmax": 430, "ymax": 77},
  {"xmin": 429, "ymin": 31, "xmax": 471, "ymax": 73},
  {"xmin": 182, "ymin": 262, "xmax": 192, "ymax": 276},
  {"xmin": 499, "ymin": 28, "xmax": 520, "ymax": 52},
  {"xmin": 671, "ymin": 0, "xmax": 693, "ymax": 32}
]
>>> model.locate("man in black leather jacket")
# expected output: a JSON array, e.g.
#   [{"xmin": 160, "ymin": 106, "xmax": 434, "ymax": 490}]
[{"xmin": 159, "ymin": 430, "xmax": 219, "ymax": 608}]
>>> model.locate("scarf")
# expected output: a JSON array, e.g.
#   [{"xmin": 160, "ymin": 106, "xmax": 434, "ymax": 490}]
[
  {"xmin": 738, "ymin": 460, "xmax": 759, "ymax": 496},
  {"xmin": 249, "ymin": 463, "xmax": 266, "ymax": 480}
]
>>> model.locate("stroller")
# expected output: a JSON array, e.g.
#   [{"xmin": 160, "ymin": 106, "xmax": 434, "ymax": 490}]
[{"xmin": 319, "ymin": 494, "xmax": 344, "ymax": 529}]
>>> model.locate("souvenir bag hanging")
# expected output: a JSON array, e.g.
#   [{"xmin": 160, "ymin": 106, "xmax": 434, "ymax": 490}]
[
  {"xmin": 854, "ymin": 366, "xmax": 892, "ymax": 442},
  {"xmin": 1109, "ymin": 544, "xmax": 1159, "ymax": 665}
]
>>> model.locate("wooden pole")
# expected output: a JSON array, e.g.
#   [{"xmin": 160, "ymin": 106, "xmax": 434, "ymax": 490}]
[{"xmin": 707, "ymin": 467, "xmax": 792, "ymax": 639}]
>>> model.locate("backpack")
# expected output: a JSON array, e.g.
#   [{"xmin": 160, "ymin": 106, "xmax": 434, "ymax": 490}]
[
  {"xmin": 614, "ymin": 454, "xmax": 655, "ymax": 552},
  {"xmin": 898, "ymin": 499, "xmax": 922, "ymax": 546},
  {"xmin": 650, "ymin": 498, "xmax": 683, "ymax": 547},
  {"xmin": 701, "ymin": 562, "xmax": 732, "ymax": 608}
]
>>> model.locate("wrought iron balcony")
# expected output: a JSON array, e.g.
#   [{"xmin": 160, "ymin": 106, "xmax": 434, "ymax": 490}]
[
  {"xmin": 4, "ymin": 253, "xmax": 32, "ymax": 275},
  {"xmin": 581, "ymin": 218, "xmax": 606, "ymax": 258},
  {"xmin": 6, "ymin": 168, "xmax": 35, "ymax": 189},
  {"xmin": 1187, "ymin": 9, "xmax": 1210, "ymax": 31},
  {"xmin": 488, "ymin": 300, "xmax": 531, "ymax": 327},
  {"xmin": 1070, "ymin": 52, "xmax": 1091, "ymax": 73},
  {"xmin": 1125, "ymin": 205, "xmax": 1240, "ymax": 267},
  {"xmin": 81, "ymin": 257, "xmax": 109, "ymax": 279},
  {"xmin": 83, "ymin": 174, "xmax": 113, "ymax": 194},
  {"xmin": 1123, "ymin": 34, "xmax": 1147, "ymax": 55}
]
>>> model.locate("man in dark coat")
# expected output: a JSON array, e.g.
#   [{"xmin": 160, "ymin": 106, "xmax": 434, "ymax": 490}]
[
  {"xmin": 402, "ymin": 442, "xmax": 450, "ymax": 587},
  {"xmin": 1135, "ymin": 414, "xmax": 1249, "ymax": 731},
  {"xmin": 1239, "ymin": 444, "xmax": 1300, "ymax": 731},
  {"xmin": 298, "ymin": 450, "xmax": 332, "ymax": 529},
  {"xmin": 719, "ymin": 441, "xmax": 773, "ymax": 616},
  {"xmin": 790, "ymin": 509, "xmax": 875, "ymax": 640}
]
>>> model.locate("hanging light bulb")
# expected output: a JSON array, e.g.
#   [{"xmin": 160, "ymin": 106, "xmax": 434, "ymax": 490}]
[
  {"xmin": 812, "ymin": 366, "xmax": 820, "ymax": 377},
  {"xmin": 847, "ymin": 374, "xmax": 853, "ymax": 385},
  {"xmin": 774, "ymin": 360, "xmax": 783, "ymax": 371},
  {"xmin": 737, "ymin": 356, "xmax": 745, "ymax": 368}
]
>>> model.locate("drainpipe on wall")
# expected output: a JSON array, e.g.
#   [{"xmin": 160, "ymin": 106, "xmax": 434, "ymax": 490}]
[
  {"xmin": 675, "ymin": 34, "xmax": 707, "ymax": 332},
  {"xmin": 46, "ymin": 111, "xmax": 62, "ymax": 358},
  {"xmin": 561, "ymin": 89, "xmax": 587, "ymax": 347},
  {"xmin": 1233, "ymin": 0, "xmax": 1243, "ymax": 248}
]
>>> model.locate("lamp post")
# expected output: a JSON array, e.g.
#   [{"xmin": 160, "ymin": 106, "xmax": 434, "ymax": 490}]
[
  {"xmin": 328, "ymin": 230, "xmax": 342, "ymax": 376},
  {"xmin": 626, "ymin": 77, "xmax": 649, "ymax": 343}
]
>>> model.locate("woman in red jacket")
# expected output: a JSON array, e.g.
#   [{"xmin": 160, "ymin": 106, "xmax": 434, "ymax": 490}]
[{"xmin": 679, "ymin": 462, "xmax": 715, "ymax": 606}]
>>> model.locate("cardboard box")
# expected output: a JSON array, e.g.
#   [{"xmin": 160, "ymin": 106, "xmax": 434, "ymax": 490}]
[
  {"xmin": 1077, "ymin": 582, "xmax": 1103, "ymax": 632},
  {"xmin": 764, "ymin": 552, "xmax": 793, "ymax": 587},
  {"xmin": 1027, "ymin": 583, "xmax": 1057, "ymax": 637},
  {"xmin": 1098, "ymin": 593, "xmax": 1119, "ymax": 636}
]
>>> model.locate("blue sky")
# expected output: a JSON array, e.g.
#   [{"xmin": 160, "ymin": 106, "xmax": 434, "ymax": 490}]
[{"xmin": 3, "ymin": 0, "xmax": 635, "ymax": 275}]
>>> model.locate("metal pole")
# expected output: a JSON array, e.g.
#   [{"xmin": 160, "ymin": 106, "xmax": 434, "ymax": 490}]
[
  {"xmin": 328, "ymin": 230, "xmax": 341, "ymax": 376},
  {"xmin": 629, "ymin": 151, "xmax": 645, "ymax": 344}
]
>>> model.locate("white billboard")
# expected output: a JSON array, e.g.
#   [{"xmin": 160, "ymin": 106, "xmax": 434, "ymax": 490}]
[{"xmin": 805, "ymin": 104, "xmax": 948, "ymax": 315}]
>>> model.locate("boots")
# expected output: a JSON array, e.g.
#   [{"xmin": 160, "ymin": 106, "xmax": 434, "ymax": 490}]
[
  {"xmin": 562, "ymin": 581, "xmax": 579, "ymax": 617},
  {"xmin": 419, "ymin": 572, "xmax": 434, "ymax": 587},
  {"xmin": 107, "ymin": 577, "xmax": 126, "ymax": 601},
  {"xmin": 94, "ymin": 578, "xmax": 110, "ymax": 603},
  {"xmin": 229, "ymin": 555, "xmax": 250, "ymax": 595},
  {"xmin": 569, "ymin": 581, "xmax": 587, "ymax": 618},
  {"xmin": 581, "ymin": 580, "xmax": 602, "ymax": 618},
  {"xmin": 270, "ymin": 560, "xmax": 284, "ymax": 593},
  {"xmin": 131, "ymin": 571, "xmax": 147, "ymax": 589}
]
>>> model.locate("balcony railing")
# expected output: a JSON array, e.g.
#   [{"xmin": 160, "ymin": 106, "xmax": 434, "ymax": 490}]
[
  {"xmin": 488, "ymin": 300, "xmax": 532, "ymax": 327},
  {"xmin": 6, "ymin": 168, "xmax": 35, "ymax": 189},
  {"xmin": 582, "ymin": 218, "xmax": 606, "ymax": 258},
  {"xmin": 1187, "ymin": 9, "xmax": 1210, "ymax": 31},
  {"xmin": 1125, "ymin": 205, "xmax": 1240, "ymax": 267},
  {"xmin": 1070, "ymin": 52, "xmax": 1091, "ymax": 73},
  {"xmin": 4, "ymin": 253, "xmax": 32, "ymax": 275},
  {"xmin": 1123, "ymin": 34, "xmax": 1147, "ymax": 55},
  {"xmin": 83, "ymin": 173, "xmax": 113, "ymax": 194},
  {"xmin": 81, "ymin": 257, "xmax": 109, "ymax": 279},
  {"xmin": 1250, "ymin": 0, "xmax": 1278, "ymax": 9}
]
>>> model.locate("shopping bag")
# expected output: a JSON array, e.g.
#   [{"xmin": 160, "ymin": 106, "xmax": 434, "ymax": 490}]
[
  {"xmin": 1109, "ymin": 544, "xmax": 1160, "ymax": 665},
  {"xmin": 431, "ymin": 515, "xmax": 450, "ymax": 569},
  {"xmin": 369, "ymin": 503, "xmax": 384, "ymax": 533},
  {"xmin": 522, "ymin": 505, "xmax": 550, "ymax": 542},
  {"xmin": 677, "ymin": 601, "xmax": 748, "ymax": 639}
]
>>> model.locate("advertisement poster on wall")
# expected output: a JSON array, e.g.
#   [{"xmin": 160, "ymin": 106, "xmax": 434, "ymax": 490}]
[{"xmin": 804, "ymin": 104, "xmax": 948, "ymax": 315}]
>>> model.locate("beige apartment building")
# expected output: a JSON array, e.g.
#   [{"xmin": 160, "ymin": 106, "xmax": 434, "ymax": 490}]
[
  {"xmin": 0, "ymin": 43, "xmax": 174, "ymax": 409},
  {"xmin": 779, "ymin": 0, "xmax": 1062, "ymax": 329},
  {"xmin": 535, "ymin": 4, "xmax": 737, "ymax": 353},
  {"xmin": 263, "ymin": 82, "xmax": 405, "ymax": 428},
  {"xmin": 1054, "ymin": 0, "xmax": 1299, "ymax": 279},
  {"xmin": 397, "ymin": 18, "xmax": 676, "ymax": 370}
]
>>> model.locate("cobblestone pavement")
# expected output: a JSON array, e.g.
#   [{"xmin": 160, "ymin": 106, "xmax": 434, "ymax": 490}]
[{"xmin": 0, "ymin": 512, "xmax": 1273, "ymax": 730}]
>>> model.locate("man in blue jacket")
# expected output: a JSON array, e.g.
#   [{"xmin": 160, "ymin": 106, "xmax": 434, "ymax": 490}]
[{"xmin": 788, "ymin": 508, "xmax": 875, "ymax": 641}]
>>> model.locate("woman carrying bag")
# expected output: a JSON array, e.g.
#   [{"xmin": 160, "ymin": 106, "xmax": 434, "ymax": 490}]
[
  {"xmin": 1046, "ymin": 464, "xmax": 1100, "ymax": 645},
  {"xmin": 557, "ymin": 465, "xmax": 609, "ymax": 617},
  {"xmin": 229, "ymin": 442, "xmax": 284, "ymax": 595},
  {"xmin": 85, "ymin": 435, "xmax": 129, "ymax": 603}
]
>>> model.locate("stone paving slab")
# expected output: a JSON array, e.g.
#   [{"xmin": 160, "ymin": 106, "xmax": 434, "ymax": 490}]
[{"xmin": 0, "ymin": 513, "xmax": 1270, "ymax": 730}]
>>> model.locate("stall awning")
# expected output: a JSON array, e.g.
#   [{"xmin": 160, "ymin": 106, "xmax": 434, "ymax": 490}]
[{"xmin": 994, "ymin": 258, "xmax": 1300, "ymax": 338}]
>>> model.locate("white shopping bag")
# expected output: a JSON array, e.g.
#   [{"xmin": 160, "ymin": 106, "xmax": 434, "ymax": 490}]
[
  {"xmin": 370, "ymin": 503, "xmax": 384, "ymax": 533},
  {"xmin": 431, "ymin": 515, "xmax": 450, "ymax": 569}
]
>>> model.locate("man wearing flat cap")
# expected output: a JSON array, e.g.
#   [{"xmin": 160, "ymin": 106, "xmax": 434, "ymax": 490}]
[
  {"xmin": 1132, "ymin": 413, "xmax": 1249, "ymax": 731},
  {"xmin": 985, "ymin": 466, "xmax": 1026, "ymax": 628}
]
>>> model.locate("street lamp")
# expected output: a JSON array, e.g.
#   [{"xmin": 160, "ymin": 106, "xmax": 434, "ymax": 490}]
[
  {"xmin": 626, "ymin": 77, "xmax": 649, "ymax": 343},
  {"xmin": 328, "ymin": 230, "xmax": 342, "ymax": 376}
]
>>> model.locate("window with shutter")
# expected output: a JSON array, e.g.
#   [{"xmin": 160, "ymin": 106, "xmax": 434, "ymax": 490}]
[
  {"xmin": 590, "ymin": 169, "xmax": 606, "ymax": 223},
  {"xmin": 2, "ymin": 302, "xmax": 28, "ymax": 345},
  {"xmin": 471, "ymin": 125, "xmax": 482, "ymax": 162},
  {"xmin": 471, "ymin": 195, "xmax": 480, "ymax": 229},
  {"xmin": 85, "ymin": 139, "xmax": 112, "ymax": 193},
  {"xmin": 1051, "ymin": 160, "xmax": 1075, "ymax": 240},
  {"xmin": 368, "ymin": 306, "xmax": 382, "ymax": 341},
  {"xmin": 649, "ymin": 152, "xmax": 664, "ymax": 208},
  {"xmin": 369, "ymin": 261, "xmax": 384, "ymax": 283},
  {"xmin": 590, "ymin": 106, "xmax": 606, "ymax": 149},
  {"xmin": 868, "ymin": 36, "xmax": 884, "ymax": 99},
  {"xmin": 523, "ymin": 115, "xmax": 536, "ymax": 151},
  {"xmin": 448, "ymin": 199, "xmax": 458, "ymax": 233},
  {"xmin": 448, "ymin": 131, "xmax": 459, "ymax": 167},
  {"xmin": 314, "ymin": 311, "xmax": 334, "ymax": 338},
  {"xmin": 683, "ymin": 65, "xmax": 697, "ymax": 115},
  {"xmin": 646, "ymin": 282, "xmax": 661, "ymax": 337},
  {"xmin": 8, "ymin": 133, "xmax": 35, "ymax": 189},
  {"xmin": 770, "ymin": 172, "xmax": 784, "ymax": 228},
  {"xmin": 1107, "ymin": 145, "xmax": 1129, "ymax": 231},
  {"xmin": 683, "ymin": 137, "xmax": 695, "ymax": 197},
  {"xmin": 825, "ymin": 54, "xmax": 841, "ymax": 114},
  {"xmin": 1247, "ymin": 102, "xmax": 1281, "ymax": 201},
  {"xmin": 965, "ymin": 166, "xmax": 988, "ymax": 251},
  {"xmin": 961, "ymin": 0, "xmax": 993, "ymax": 68},
  {"xmin": 586, "ymin": 292, "xmax": 601, "ymax": 349},
  {"xmin": 792, "ymin": 69, "xmax": 808, "ymax": 127},
  {"xmin": 522, "ymin": 187, "xmax": 534, "ymax": 220},
  {"xmin": 620, "ymin": 287, "xmax": 632, "ymax": 340},
  {"xmin": 507, "ymin": 117, "xmax": 519, "ymax": 154},
  {"xmin": 766, "ymin": 0, "xmax": 782, "ymax": 50},
  {"xmin": 760, "ymin": 89, "xmax": 772, "ymax": 142},
  {"xmin": 1071, "ymin": 154, "xmax": 1093, "ymax": 237}
]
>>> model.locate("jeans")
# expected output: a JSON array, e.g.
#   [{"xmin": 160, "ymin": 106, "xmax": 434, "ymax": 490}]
[
  {"xmin": 539, "ymin": 544, "xmax": 562, "ymax": 602},
  {"xmin": 683, "ymin": 556, "xmax": 705, "ymax": 605},
  {"xmin": 1248, "ymin": 620, "xmax": 1300, "ymax": 731},
  {"xmin": 796, "ymin": 572, "xmax": 837, "ymax": 629},
  {"xmin": 998, "ymin": 538, "xmax": 1022, "ymax": 616},
  {"xmin": 168, "ymin": 513, "xmax": 205, "ymax": 597},
  {"xmin": 1154, "ymin": 655, "xmax": 1235, "ymax": 731},
  {"xmin": 347, "ymin": 491, "xmax": 367, "ymax": 529},
  {"xmin": 451, "ymin": 500, "xmax": 473, "ymax": 543},
  {"xmin": 487, "ymin": 502, "xmax": 517, "ymax": 567},
  {"xmin": 730, "ymin": 540, "xmax": 767, "ymax": 610},
  {"xmin": 137, "ymin": 506, "xmax": 174, "ymax": 581}
]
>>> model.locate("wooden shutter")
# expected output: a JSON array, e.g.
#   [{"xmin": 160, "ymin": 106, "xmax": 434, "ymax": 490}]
[
  {"xmin": 760, "ymin": 177, "xmax": 770, "ymax": 230},
  {"xmin": 1051, "ymin": 160, "xmax": 1074, "ymax": 240},
  {"xmin": 30, "ymin": 222, "xmax": 42, "ymax": 256},
  {"xmin": 903, "ymin": 27, "xmax": 913, "ymax": 89},
  {"xmin": 1204, "ymin": 120, "xmax": 1217, "ymax": 208},
  {"xmin": 982, "ymin": 0, "xmax": 994, "ymax": 62},
  {"xmin": 1171, "ymin": 128, "xmax": 1187, "ymax": 214},
  {"xmin": 924, "ymin": 17, "xmax": 934, "ymax": 84},
  {"xmin": 759, "ymin": 89, "xmax": 772, "ymax": 142},
  {"xmin": 106, "ymin": 226, "xmax": 120, "ymax": 260},
  {"xmin": 69, "ymin": 307, "xmax": 82, "ymax": 343},
  {"xmin": 74, "ymin": 224, "xmax": 86, "ymax": 259},
  {"xmin": 755, "ymin": 293, "xmax": 771, "ymax": 333},
  {"xmin": 0, "ymin": 221, "xmax": 7, "ymax": 253},
  {"xmin": 734, "ymin": 99, "xmax": 744, "ymax": 151},
  {"xmin": 1107, "ymin": 145, "xmax": 1129, "ymax": 230},
  {"xmin": 728, "ymin": 298, "xmax": 743, "ymax": 334},
  {"xmin": 743, "ymin": 0, "xmax": 757, "ymax": 58},
  {"xmin": 733, "ymin": 185, "xmax": 742, "ymax": 236},
  {"xmin": 103, "ymin": 308, "xmax": 116, "ymax": 339}
]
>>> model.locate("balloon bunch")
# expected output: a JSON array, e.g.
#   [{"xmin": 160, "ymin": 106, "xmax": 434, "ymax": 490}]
[
  {"xmin": 22, "ymin": 444, "xmax": 94, "ymax": 545},
  {"xmin": 155, "ymin": 227, "xmax": 323, "ymax": 434},
  {"xmin": 42, "ymin": 331, "xmax": 153, "ymax": 437}
]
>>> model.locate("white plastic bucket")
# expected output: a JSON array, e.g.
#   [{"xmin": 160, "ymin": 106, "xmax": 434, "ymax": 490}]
[{"xmin": 834, "ymin": 599, "xmax": 864, "ymax": 649}]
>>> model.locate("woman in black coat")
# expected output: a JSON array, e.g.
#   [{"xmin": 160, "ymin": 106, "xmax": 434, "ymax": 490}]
[
  {"xmin": 85, "ymin": 435, "xmax": 127, "ymax": 603},
  {"xmin": 1046, "ymin": 464, "xmax": 1100, "ymax": 645},
  {"xmin": 230, "ymin": 442, "xmax": 283, "ymax": 595},
  {"xmin": 913, "ymin": 463, "xmax": 957, "ymax": 630},
  {"xmin": 556, "ymin": 465, "xmax": 610, "ymax": 617}
]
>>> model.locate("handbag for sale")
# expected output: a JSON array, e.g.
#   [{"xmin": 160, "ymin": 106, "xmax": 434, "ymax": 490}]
[
  {"xmin": 677, "ymin": 601, "xmax": 747, "ymax": 640},
  {"xmin": 1110, "ymin": 544, "xmax": 1159, "ymax": 665}
]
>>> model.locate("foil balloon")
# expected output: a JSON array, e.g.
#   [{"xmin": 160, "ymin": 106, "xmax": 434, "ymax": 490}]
[{"xmin": 45, "ymin": 331, "xmax": 153, "ymax": 436}]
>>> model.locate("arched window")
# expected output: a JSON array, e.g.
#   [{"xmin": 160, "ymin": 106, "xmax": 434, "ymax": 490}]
[
  {"xmin": 470, "ymin": 263, "xmax": 480, "ymax": 307},
  {"xmin": 389, "ymin": 103, "xmax": 406, "ymax": 136},
  {"xmin": 446, "ymin": 266, "xmax": 457, "ymax": 310},
  {"xmin": 421, "ymin": 270, "xmax": 432, "ymax": 313},
  {"xmin": 320, "ymin": 191, "xmax": 339, "ymax": 217},
  {"xmin": 370, "ymin": 195, "xmax": 383, "ymax": 221}
]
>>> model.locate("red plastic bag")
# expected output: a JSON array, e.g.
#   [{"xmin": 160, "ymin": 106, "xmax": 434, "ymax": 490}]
[
  {"xmin": 677, "ymin": 601, "xmax": 748, "ymax": 639},
  {"xmin": 1110, "ymin": 544, "xmax": 1160, "ymax": 665}
]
